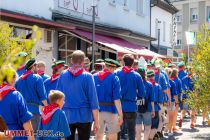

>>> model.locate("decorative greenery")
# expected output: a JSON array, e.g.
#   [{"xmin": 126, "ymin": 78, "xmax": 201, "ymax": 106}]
[
  {"xmin": 187, "ymin": 25, "xmax": 210, "ymax": 112},
  {"xmin": 0, "ymin": 23, "xmax": 41, "ymax": 85}
]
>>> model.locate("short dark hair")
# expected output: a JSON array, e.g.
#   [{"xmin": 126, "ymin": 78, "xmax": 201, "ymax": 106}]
[
  {"xmin": 122, "ymin": 54, "xmax": 134, "ymax": 67},
  {"xmin": 171, "ymin": 68, "xmax": 178, "ymax": 77}
]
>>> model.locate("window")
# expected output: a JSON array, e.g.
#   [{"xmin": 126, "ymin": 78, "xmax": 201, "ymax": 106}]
[
  {"xmin": 155, "ymin": 19, "xmax": 159, "ymax": 38},
  {"xmin": 109, "ymin": 0, "xmax": 116, "ymax": 6},
  {"xmin": 177, "ymin": 39, "xmax": 182, "ymax": 45},
  {"xmin": 124, "ymin": 0, "xmax": 128, "ymax": 6},
  {"xmin": 190, "ymin": 8, "xmax": 198, "ymax": 22},
  {"xmin": 207, "ymin": 6, "xmax": 210, "ymax": 22},
  {"xmin": 176, "ymin": 15, "xmax": 182, "ymax": 23},
  {"xmin": 163, "ymin": 21, "xmax": 166, "ymax": 42},
  {"xmin": 136, "ymin": 0, "xmax": 144, "ymax": 15},
  {"xmin": 44, "ymin": 30, "xmax": 52, "ymax": 43}
]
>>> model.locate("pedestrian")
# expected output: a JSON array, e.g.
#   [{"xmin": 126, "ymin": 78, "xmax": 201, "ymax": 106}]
[
  {"xmin": 136, "ymin": 67, "xmax": 155, "ymax": 140},
  {"xmin": 16, "ymin": 52, "xmax": 28, "ymax": 77},
  {"xmin": 44, "ymin": 60, "xmax": 65, "ymax": 103},
  {"xmin": 94, "ymin": 58, "xmax": 123, "ymax": 140},
  {"xmin": 37, "ymin": 61, "xmax": 50, "ymax": 81},
  {"xmin": 170, "ymin": 68, "xmax": 182, "ymax": 131},
  {"xmin": 84, "ymin": 57, "xmax": 91, "ymax": 72},
  {"xmin": 57, "ymin": 50, "xmax": 99, "ymax": 140},
  {"xmin": 180, "ymin": 67, "xmax": 195, "ymax": 128},
  {"xmin": 165, "ymin": 68, "xmax": 178, "ymax": 136},
  {"xmin": 0, "ymin": 65, "xmax": 34, "ymax": 140},
  {"xmin": 38, "ymin": 90, "xmax": 71, "ymax": 140},
  {"xmin": 115, "ymin": 54, "xmax": 145, "ymax": 140},
  {"xmin": 133, "ymin": 59, "xmax": 139, "ymax": 71},
  {"xmin": 146, "ymin": 70, "xmax": 163, "ymax": 140},
  {"xmin": 15, "ymin": 58, "xmax": 48, "ymax": 132},
  {"xmin": 150, "ymin": 61, "xmax": 171, "ymax": 137},
  {"xmin": 178, "ymin": 61, "xmax": 187, "ymax": 80},
  {"xmin": 91, "ymin": 59, "xmax": 105, "ymax": 74}
]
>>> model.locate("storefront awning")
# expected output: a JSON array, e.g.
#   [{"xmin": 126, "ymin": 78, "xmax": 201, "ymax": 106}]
[{"xmin": 71, "ymin": 29, "xmax": 165, "ymax": 59}]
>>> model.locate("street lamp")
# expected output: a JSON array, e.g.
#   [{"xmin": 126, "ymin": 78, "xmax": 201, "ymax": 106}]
[
  {"xmin": 157, "ymin": 20, "xmax": 161, "ymax": 54},
  {"xmin": 91, "ymin": 0, "xmax": 97, "ymax": 70}
]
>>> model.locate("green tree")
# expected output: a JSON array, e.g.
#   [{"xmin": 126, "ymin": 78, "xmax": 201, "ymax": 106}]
[
  {"xmin": 0, "ymin": 23, "xmax": 41, "ymax": 85},
  {"xmin": 187, "ymin": 25, "xmax": 210, "ymax": 112}
]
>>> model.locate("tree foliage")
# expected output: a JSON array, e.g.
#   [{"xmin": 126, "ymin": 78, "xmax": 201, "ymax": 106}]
[
  {"xmin": 187, "ymin": 25, "xmax": 210, "ymax": 112},
  {"xmin": 0, "ymin": 23, "xmax": 41, "ymax": 85}
]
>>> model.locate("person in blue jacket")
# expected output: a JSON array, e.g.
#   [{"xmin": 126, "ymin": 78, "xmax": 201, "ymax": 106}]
[
  {"xmin": 170, "ymin": 68, "xmax": 182, "ymax": 131},
  {"xmin": 136, "ymin": 67, "xmax": 155, "ymax": 140},
  {"xmin": 179, "ymin": 67, "xmax": 195, "ymax": 128},
  {"xmin": 0, "ymin": 66, "xmax": 34, "ymax": 140},
  {"xmin": 44, "ymin": 60, "xmax": 65, "ymax": 103},
  {"xmin": 15, "ymin": 58, "xmax": 48, "ymax": 132},
  {"xmin": 115, "ymin": 54, "xmax": 145, "ymax": 140},
  {"xmin": 16, "ymin": 52, "xmax": 28, "ymax": 77},
  {"xmin": 37, "ymin": 61, "xmax": 50, "ymax": 81},
  {"xmin": 178, "ymin": 61, "xmax": 187, "ymax": 80},
  {"xmin": 38, "ymin": 90, "xmax": 71, "ymax": 140},
  {"xmin": 146, "ymin": 70, "xmax": 163, "ymax": 140},
  {"xmin": 56, "ymin": 50, "xmax": 99, "ymax": 140},
  {"xmin": 94, "ymin": 58, "xmax": 123, "ymax": 140},
  {"xmin": 165, "ymin": 68, "xmax": 178, "ymax": 136}
]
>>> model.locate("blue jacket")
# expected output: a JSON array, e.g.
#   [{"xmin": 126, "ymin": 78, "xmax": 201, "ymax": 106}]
[
  {"xmin": 15, "ymin": 73, "xmax": 47, "ymax": 115},
  {"xmin": 169, "ymin": 80, "xmax": 178, "ymax": 102},
  {"xmin": 16, "ymin": 68, "xmax": 26, "ymax": 77},
  {"xmin": 44, "ymin": 78, "xmax": 59, "ymax": 103},
  {"xmin": 155, "ymin": 73, "xmax": 168, "ymax": 103},
  {"xmin": 0, "ymin": 90, "xmax": 33, "ymax": 140},
  {"xmin": 115, "ymin": 70, "xmax": 145, "ymax": 112},
  {"xmin": 37, "ymin": 109, "xmax": 71, "ymax": 140},
  {"xmin": 152, "ymin": 83, "xmax": 163, "ymax": 111},
  {"xmin": 182, "ymin": 75, "xmax": 194, "ymax": 99},
  {"xmin": 40, "ymin": 74, "xmax": 50, "ymax": 82},
  {"xmin": 94, "ymin": 73, "xmax": 121, "ymax": 114},
  {"xmin": 143, "ymin": 80, "xmax": 154, "ymax": 112},
  {"xmin": 56, "ymin": 70, "xmax": 99, "ymax": 124},
  {"xmin": 173, "ymin": 77, "xmax": 182, "ymax": 101},
  {"xmin": 178, "ymin": 70, "xmax": 187, "ymax": 80}
]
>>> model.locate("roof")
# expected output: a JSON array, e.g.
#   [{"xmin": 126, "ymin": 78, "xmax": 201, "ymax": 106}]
[
  {"xmin": 0, "ymin": 9, "xmax": 75, "ymax": 30},
  {"xmin": 151, "ymin": 0, "xmax": 179, "ymax": 14}
]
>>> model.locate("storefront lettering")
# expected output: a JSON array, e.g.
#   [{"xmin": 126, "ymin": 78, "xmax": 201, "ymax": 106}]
[{"xmin": 58, "ymin": 0, "xmax": 99, "ymax": 17}]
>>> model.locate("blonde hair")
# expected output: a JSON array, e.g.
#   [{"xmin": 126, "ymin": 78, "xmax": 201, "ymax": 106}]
[
  {"xmin": 48, "ymin": 90, "xmax": 65, "ymax": 104},
  {"xmin": 71, "ymin": 50, "xmax": 85, "ymax": 65},
  {"xmin": 37, "ymin": 61, "xmax": 46, "ymax": 68}
]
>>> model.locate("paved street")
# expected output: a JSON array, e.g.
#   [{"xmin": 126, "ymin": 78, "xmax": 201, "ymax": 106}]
[{"xmin": 162, "ymin": 115, "xmax": 210, "ymax": 140}]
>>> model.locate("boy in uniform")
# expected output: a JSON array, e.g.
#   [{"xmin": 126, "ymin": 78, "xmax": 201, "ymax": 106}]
[
  {"xmin": 37, "ymin": 61, "xmax": 50, "ymax": 81},
  {"xmin": 38, "ymin": 90, "xmax": 71, "ymax": 140},
  {"xmin": 16, "ymin": 52, "xmax": 28, "ymax": 77}
]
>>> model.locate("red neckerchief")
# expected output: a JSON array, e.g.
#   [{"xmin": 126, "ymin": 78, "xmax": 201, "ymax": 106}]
[
  {"xmin": 155, "ymin": 69, "xmax": 160, "ymax": 75},
  {"xmin": 148, "ymin": 79, "xmax": 156, "ymax": 86},
  {"xmin": 122, "ymin": 66, "xmax": 133, "ymax": 74},
  {"xmin": 50, "ymin": 74, "xmax": 60, "ymax": 83},
  {"xmin": 178, "ymin": 69, "xmax": 184, "ymax": 73},
  {"xmin": 37, "ymin": 70, "xmax": 44, "ymax": 76},
  {"xmin": 68, "ymin": 65, "xmax": 84, "ymax": 76},
  {"xmin": 17, "ymin": 65, "xmax": 25, "ymax": 70},
  {"xmin": 187, "ymin": 73, "xmax": 193, "ymax": 78},
  {"xmin": 20, "ymin": 71, "xmax": 32, "ymax": 80},
  {"xmin": 41, "ymin": 103, "xmax": 59, "ymax": 125},
  {"xmin": 98, "ymin": 69, "xmax": 111, "ymax": 81},
  {"xmin": 171, "ymin": 76, "xmax": 177, "ymax": 81},
  {"xmin": 0, "ymin": 84, "xmax": 16, "ymax": 99}
]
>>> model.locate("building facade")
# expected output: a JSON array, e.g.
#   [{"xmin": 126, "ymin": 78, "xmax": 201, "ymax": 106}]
[
  {"xmin": 0, "ymin": 0, "xmax": 162, "ymax": 74},
  {"xmin": 171, "ymin": 0, "xmax": 210, "ymax": 62},
  {"xmin": 151, "ymin": 0, "xmax": 178, "ymax": 57}
]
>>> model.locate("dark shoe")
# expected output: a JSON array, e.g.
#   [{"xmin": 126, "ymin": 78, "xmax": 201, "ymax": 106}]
[
  {"xmin": 178, "ymin": 119, "xmax": 182, "ymax": 128},
  {"xmin": 157, "ymin": 131, "xmax": 163, "ymax": 138},
  {"xmin": 153, "ymin": 133, "xmax": 160, "ymax": 140}
]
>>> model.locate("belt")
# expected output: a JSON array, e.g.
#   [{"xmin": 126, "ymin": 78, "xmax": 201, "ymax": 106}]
[
  {"xmin": 99, "ymin": 102, "xmax": 115, "ymax": 106},
  {"xmin": 27, "ymin": 102, "xmax": 39, "ymax": 107}
]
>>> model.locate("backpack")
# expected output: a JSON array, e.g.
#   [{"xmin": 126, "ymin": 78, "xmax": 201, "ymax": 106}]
[{"xmin": 136, "ymin": 97, "xmax": 148, "ymax": 113}]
